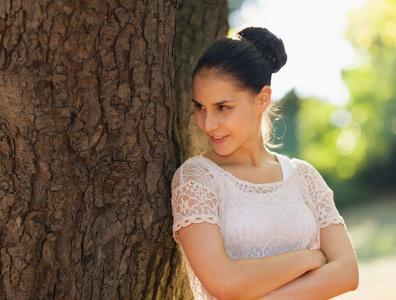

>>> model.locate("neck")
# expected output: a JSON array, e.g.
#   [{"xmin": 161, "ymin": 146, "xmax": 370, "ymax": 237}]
[{"xmin": 205, "ymin": 139, "xmax": 274, "ymax": 167}]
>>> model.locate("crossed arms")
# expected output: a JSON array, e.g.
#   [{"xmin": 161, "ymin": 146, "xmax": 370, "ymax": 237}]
[{"xmin": 178, "ymin": 222, "xmax": 358, "ymax": 300}]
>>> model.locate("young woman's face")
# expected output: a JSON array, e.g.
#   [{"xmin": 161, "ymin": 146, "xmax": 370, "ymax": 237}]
[{"xmin": 192, "ymin": 72, "xmax": 269, "ymax": 157}]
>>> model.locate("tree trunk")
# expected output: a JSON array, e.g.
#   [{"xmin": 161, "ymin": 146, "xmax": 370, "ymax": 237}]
[
  {"xmin": 0, "ymin": 0, "xmax": 228, "ymax": 299},
  {"xmin": 0, "ymin": 0, "xmax": 181, "ymax": 299}
]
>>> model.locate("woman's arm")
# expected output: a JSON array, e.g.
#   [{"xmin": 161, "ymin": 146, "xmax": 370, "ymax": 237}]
[
  {"xmin": 262, "ymin": 223, "xmax": 359, "ymax": 300},
  {"xmin": 178, "ymin": 222, "xmax": 326, "ymax": 300}
]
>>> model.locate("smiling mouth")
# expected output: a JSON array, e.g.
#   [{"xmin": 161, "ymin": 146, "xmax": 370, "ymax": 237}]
[{"xmin": 209, "ymin": 135, "xmax": 229, "ymax": 143}]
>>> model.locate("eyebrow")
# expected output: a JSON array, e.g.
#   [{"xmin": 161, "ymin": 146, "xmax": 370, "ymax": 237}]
[{"xmin": 191, "ymin": 99, "xmax": 236, "ymax": 106}]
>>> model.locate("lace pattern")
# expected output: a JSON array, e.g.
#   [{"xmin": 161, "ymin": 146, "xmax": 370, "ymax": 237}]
[
  {"xmin": 171, "ymin": 155, "xmax": 344, "ymax": 299},
  {"xmin": 171, "ymin": 162, "xmax": 220, "ymax": 242},
  {"xmin": 296, "ymin": 160, "xmax": 344, "ymax": 228}
]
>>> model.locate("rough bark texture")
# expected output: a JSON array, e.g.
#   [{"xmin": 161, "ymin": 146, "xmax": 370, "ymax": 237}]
[
  {"xmin": 0, "ymin": 0, "xmax": 184, "ymax": 299},
  {"xmin": 0, "ymin": 0, "xmax": 229, "ymax": 299},
  {"xmin": 176, "ymin": 0, "xmax": 229, "ymax": 162}
]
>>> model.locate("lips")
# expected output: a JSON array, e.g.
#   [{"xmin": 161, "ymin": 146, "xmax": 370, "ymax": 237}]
[{"xmin": 208, "ymin": 134, "xmax": 229, "ymax": 144}]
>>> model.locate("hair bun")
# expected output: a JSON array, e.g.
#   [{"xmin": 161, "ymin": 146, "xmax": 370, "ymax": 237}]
[{"xmin": 238, "ymin": 27, "xmax": 287, "ymax": 73}]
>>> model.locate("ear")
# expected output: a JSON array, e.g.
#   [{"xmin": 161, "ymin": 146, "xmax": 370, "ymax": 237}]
[{"xmin": 256, "ymin": 85, "xmax": 272, "ymax": 113}]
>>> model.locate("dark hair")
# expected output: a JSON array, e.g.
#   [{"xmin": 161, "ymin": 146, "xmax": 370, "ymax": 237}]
[{"xmin": 193, "ymin": 27, "xmax": 287, "ymax": 93}]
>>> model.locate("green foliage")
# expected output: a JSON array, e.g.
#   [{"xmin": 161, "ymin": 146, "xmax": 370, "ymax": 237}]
[
  {"xmin": 343, "ymin": 0, "xmax": 396, "ymax": 167},
  {"xmin": 341, "ymin": 0, "xmax": 396, "ymax": 199},
  {"xmin": 274, "ymin": 0, "xmax": 396, "ymax": 206}
]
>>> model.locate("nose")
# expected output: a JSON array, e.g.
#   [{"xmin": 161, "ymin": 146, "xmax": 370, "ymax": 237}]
[{"xmin": 203, "ymin": 112, "xmax": 219, "ymax": 133}]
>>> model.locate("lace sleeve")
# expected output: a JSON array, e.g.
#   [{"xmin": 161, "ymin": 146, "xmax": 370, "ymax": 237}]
[
  {"xmin": 171, "ymin": 159, "xmax": 220, "ymax": 242},
  {"xmin": 298, "ymin": 160, "xmax": 345, "ymax": 228}
]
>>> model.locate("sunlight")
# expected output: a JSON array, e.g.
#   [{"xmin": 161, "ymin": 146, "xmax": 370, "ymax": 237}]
[{"xmin": 229, "ymin": 0, "xmax": 367, "ymax": 105}]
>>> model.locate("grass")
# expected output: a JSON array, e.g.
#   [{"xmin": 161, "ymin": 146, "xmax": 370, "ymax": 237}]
[{"xmin": 334, "ymin": 194, "xmax": 396, "ymax": 299}]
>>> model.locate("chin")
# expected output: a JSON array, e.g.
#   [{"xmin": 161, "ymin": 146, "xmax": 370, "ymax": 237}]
[{"xmin": 212, "ymin": 147, "xmax": 235, "ymax": 158}]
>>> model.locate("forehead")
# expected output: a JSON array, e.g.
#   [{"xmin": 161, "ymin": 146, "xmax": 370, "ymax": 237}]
[{"xmin": 192, "ymin": 74, "xmax": 257, "ymax": 106}]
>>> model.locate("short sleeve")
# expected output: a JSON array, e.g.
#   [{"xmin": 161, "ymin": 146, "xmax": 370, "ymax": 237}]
[
  {"xmin": 171, "ymin": 158, "xmax": 220, "ymax": 243},
  {"xmin": 297, "ymin": 160, "xmax": 345, "ymax": 228}
]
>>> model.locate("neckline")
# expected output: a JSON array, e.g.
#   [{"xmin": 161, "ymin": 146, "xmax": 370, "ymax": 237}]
[{"xmin": 196, "ymin": 154, "xmax": 296, "ymax": 187}]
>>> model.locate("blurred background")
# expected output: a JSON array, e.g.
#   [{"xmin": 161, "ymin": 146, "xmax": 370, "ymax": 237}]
[{"xmin": 228, "ymin": 0, "xmax": 396, "ymax": 298}]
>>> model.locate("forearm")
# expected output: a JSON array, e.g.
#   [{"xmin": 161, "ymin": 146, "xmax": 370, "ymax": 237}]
[
  {"xmin": 217, "ymin": 249, "xmax": 323, "ymax": 300},
  {"xmin": 179, "ymin": 223, "xmax": 326, "ymax": 299},
  {"xmin": 261, "ymin": 256, "xmax": 359, "ymax": 299}
]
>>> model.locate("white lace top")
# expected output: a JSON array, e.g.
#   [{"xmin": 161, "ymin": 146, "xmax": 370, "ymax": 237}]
[{"xmin": 171, "ymin": 154, "xmax": 344, "ymax": 299}]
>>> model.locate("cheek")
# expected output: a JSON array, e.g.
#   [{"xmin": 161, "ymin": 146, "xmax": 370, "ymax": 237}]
[{"xmin": 238, "ymin": 112, "xmax": 259, "ymax": 132}]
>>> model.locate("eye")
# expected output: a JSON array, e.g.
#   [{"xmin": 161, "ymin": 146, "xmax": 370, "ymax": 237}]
[
  {"xmin": 193, "ymin": 103, "xmax": 205, "ymax": 111},
  {"xmin": 218, "ymin": 105, "xmax": 230, "ymax": 111}
]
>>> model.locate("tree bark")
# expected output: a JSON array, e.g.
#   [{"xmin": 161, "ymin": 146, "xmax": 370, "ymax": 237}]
[
  {"xmin": 0, "ymin": 0, "xmax": 182, "ymax": 299},
  {"xmin": 0, "ymin": 0, "xmax": 228, "ymax": 299}
]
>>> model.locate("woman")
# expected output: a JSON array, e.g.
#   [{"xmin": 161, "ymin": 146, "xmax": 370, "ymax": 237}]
[{"xmin": 171, "ymin": 27, "xmax": 358, "ymax": 299}]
